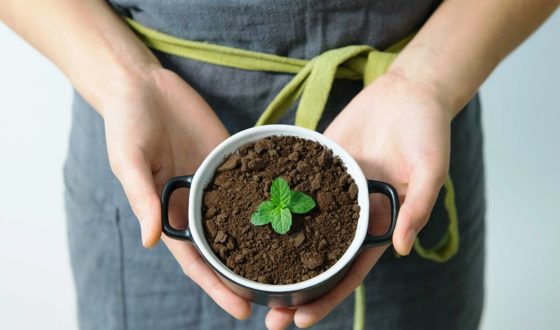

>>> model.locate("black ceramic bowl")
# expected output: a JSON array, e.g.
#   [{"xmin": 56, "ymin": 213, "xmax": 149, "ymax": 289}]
[{"xmin": 161, "ymin": 125, "xmax": 399, "ymax": 307}]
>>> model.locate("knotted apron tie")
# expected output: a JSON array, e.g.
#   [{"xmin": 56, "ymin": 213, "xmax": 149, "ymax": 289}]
[{"xmin": 124, "ymin": 17, "xmax": 459, "ymax": 328}]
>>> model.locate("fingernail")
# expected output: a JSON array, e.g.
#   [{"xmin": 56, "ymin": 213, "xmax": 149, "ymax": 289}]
[
  {"xmin": 403, "ymin": 228, "xmax": 417, "ymax": 255},
  {"xmin": 140, "ymin": 221, "xmax": 149, "ymax": 247}
]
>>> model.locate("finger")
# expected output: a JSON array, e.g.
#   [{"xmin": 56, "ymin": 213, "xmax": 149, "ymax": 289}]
[
  {"xmin": 392, "ymin": 169, "xmax": 444, "ymax": 256},
  {"xmin": 369, "ymin": 194, "xmax": 392, "ymax": 236},
  {"xmin": 111, "ymin": 150, "xmax": 162, "ymax": 248},
  {"xmin": 293, "ymin": 247, "xmax": 386, "ymax": 328},
  {"xmin": 164, "ymin": 237, "xmax": 252, "ymax": 320},
  {"xmin": 265, "ymin": 308, "xmax": 295, "ymax": 330}
]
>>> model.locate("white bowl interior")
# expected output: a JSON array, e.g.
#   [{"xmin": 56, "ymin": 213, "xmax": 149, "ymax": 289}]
[{"xmin": 189, "ymin": 125, "xmax": 369, "ymax": 292}]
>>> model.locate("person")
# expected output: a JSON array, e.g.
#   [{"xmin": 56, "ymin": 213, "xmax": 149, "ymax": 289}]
[{"xmin": 1, "ymin": 0, "xmax": 557, "ymax": 329}]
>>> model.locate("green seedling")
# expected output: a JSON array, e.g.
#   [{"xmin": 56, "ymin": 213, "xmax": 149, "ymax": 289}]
[{"xmin": 250, "ymin": 177, "xmax": 316, "ymax": 234}]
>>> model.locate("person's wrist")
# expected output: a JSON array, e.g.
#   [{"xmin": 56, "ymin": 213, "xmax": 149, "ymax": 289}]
[
  {"xmin": 391, "ymin": 67, "xmax": 454, "ymax": 110},
  {"xmin": 372, "ymin": 68, "xmax": 455, "ymax": 122},
  {"xmin": 92, "ymin": 60, "xmax": 163, "ymax": 117},
  {"xmin": 387, "ymin": 46, "xmax": 467, "ymax": 118}
]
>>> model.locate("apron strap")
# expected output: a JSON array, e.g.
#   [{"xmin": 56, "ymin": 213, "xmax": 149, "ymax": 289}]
[
  {"xmin": 414, "ymin": 176, "xmax": 460, "ymax": 262},
  {"xmin": 258, "ymin": 46, "xmax": 398, "ymax": 130}
]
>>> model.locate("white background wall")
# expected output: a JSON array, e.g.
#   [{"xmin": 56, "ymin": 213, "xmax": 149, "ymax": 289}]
[{"xmin": 0, "ymin": 10, "xmax": 558, "ymax": 330}]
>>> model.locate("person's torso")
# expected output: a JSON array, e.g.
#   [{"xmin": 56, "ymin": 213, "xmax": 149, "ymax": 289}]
[{"xmin": 67, "ymin": 2, "xmax": 485, "ymax": 328}]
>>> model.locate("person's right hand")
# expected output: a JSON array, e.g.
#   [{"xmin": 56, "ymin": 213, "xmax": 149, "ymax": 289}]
[{"xmin": 101, "ymin": 67, "xmax": 252, "ymax": 320}]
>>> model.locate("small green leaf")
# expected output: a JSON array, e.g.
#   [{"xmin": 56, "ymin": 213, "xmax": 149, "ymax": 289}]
[
  {"xmin": 252, "ymin": 201, "xmax": 276, "ymax": 224},
  {"xmin": 288, "ymin": 191, "xmax": 316, "ymax": 214},
  {"xmin": 271, "ymin": 208, "xmax": 292, "ymax": 234},
  {"xmin": 250, "ymin": 176, "xmax": 316, "ymax": 234},
  {"xmin": 270, "ymin": 178, "xmax": 291, "ymax": 208},
  {"xmin": 250, "ymin": 211, "xmax": 270, "ymax": 226},
  {"xmin": 258, "ymin": 200, "xmax": 276, "ymax": 214}
]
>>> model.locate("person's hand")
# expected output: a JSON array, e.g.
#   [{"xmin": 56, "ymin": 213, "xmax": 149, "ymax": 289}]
[
  {"xmin": 101, "ymin": 67, "xmax": 252, "ymax": 320},
  {"xmin": 265, "ymin": 71, "xmax": 453, "ymax": 329}
]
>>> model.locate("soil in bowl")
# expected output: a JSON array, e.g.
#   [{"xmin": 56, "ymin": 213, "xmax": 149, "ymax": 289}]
[{"xmin": 202, "ymin": 136, "xmax": 359, "ymax": 285}]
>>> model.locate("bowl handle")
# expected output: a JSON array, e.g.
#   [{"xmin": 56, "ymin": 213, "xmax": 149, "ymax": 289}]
[
  {"xmin": 363, "ymin": 180, "xmax": 400, "ymax": 248},
  {"xmin": 161, "ymin": 175, "xmax": 194, "ymax": 242}
]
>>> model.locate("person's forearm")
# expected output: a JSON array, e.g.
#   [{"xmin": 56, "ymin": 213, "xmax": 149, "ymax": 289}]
[
  {"xmin": 389, "ymin": 0, "xmax": 558, "ymax": 115},
  {"xmin": 0, "ymin": 0, "xmax": 159, "ymax": 115}
]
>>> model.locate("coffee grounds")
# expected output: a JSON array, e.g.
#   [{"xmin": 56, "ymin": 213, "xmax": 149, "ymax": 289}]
[{"xmin": 202, "ymin": 136, "xmax": 359, "ymax": 285}]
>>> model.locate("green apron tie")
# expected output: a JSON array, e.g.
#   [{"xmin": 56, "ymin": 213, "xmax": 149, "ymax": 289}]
[
  {"xmin": 256, "ymin": 45, "xmax": 398, "ymax": 129},
  {"xmin": 124, "ymin": 17, "xmax": 459, "ymax": 327}
]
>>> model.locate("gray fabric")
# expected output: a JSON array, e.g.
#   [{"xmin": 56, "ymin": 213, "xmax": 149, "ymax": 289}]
[{"xmin": 65, "ymin": 1, "xmax": 484, "ymax": 329}]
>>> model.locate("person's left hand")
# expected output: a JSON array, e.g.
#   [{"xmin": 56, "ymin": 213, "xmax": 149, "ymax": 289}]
[{"xmin": 265, "ymin": 70, "xmax": 454, "ymax": 329}]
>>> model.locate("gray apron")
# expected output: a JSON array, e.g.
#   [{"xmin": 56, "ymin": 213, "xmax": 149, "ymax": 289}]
[{"xmin": 64, "ymin": 1, "xmax": 484, "ymax": 329}]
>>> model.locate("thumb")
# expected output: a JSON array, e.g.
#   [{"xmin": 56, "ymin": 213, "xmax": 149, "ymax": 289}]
[
  {"xmin": 393, "ymin": 169, "xmax": 444, "ymax": 255},
  {"xmin": 111, "ymin": 150, "xmax": 162, "ymax": 248}
]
